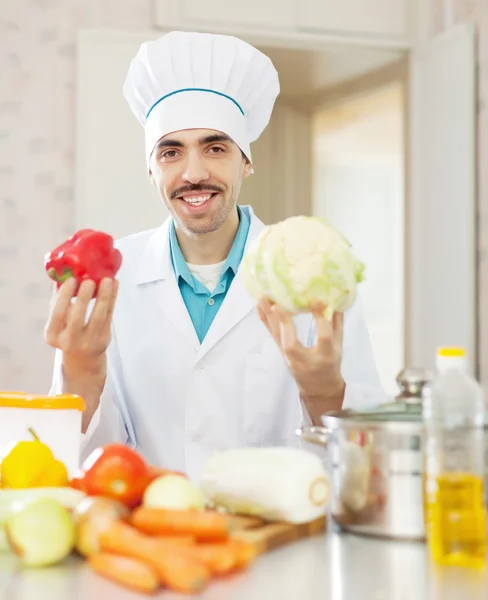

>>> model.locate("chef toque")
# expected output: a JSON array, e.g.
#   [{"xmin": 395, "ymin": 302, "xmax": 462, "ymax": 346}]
[{"xmin": 123, "ymin": 31, "xmax": 280, "ymax": 170}]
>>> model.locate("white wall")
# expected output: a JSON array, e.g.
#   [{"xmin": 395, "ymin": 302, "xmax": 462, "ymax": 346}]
[
  {"xmin": 312, "ymin": 84, "xmax": 405, "ymax": 395},
  {"xmin": 0, "ymin": 1, "xmax": 154, "ymax": 392},
  {"xmin": 75, "ymin": 30, "xmax": 168, "ymax": 239}
]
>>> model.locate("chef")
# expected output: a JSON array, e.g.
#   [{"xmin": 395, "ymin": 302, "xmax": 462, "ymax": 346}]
[{"xmin": 46, "ymin": 31, "xmax": 387, "ymax": 480}]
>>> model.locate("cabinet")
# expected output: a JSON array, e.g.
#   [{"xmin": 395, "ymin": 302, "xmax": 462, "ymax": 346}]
[
  {"xmin": 154, "ymin": 0, "xmax": 412, "ymax": 44},
  {"xmin": 295, "ymin": 0, "xmax": 410, "ymax": 38},
  {"xmin": 155, "ymin": 0, "xmax": 294, "ymax": 31}
]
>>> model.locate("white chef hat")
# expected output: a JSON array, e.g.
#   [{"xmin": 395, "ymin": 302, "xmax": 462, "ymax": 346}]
[{"xmin": 123, "ymin": 31, "xmax": 280, "ymax": 170}]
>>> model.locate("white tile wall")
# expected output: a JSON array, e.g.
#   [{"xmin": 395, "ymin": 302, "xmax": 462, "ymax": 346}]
[{"xmin": 0, "ymin": 0, "xmax": 152, "ymax": 392}]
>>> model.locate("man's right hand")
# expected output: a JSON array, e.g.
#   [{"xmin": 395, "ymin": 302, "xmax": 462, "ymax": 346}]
[{"xmin": 44, "ymin": 277, "xmax": 119, "ymax": 432}]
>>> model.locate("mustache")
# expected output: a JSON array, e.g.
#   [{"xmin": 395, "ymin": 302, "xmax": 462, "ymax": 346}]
[{"xmin": 170, "ymin": 183, "xmax": 225, "ymax": 200}]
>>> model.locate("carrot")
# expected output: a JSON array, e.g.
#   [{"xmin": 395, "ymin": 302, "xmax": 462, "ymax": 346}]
[
  {"xmin": 131, "ymin": 507, "xmax": 230, "ymax": 541},
  {"xmin": 177, "ymin": 542, "xmax": 237, "ymax": 574},
  {"xmin": 88, "ymin": 553, "xmax": 159, "ymax": 594},
  {"xmin": 228, "ymin": 539, "xmax": 258, "ymax": 569},
  {"xmin": 100, "ymin": 521, "xmax": 210, "ymax": 594},
  {"xmin": 152, "ymin": 534, "xmax": 196, "ymax": 545},
  {"xmin": 158, "ymin": 539, "xmax": 257, "ymax": 575}
]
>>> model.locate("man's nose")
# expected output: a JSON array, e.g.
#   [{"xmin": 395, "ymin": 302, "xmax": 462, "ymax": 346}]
[{"xmin": 182, "ymin": 153, "xmax": 210, "ymax": 184}]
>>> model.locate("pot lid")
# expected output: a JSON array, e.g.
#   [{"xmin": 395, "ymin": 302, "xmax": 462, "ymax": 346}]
[
  {"xmin": 322, "ymin": 402, "xmax": 423, "ymax": 432},
  {"xmin": 322, "ymin": 401, "xmax": 488, "ymax": 432},
  {"xmin": 394, "ymin": 367, "xmax": 433, "ymax": 404}
]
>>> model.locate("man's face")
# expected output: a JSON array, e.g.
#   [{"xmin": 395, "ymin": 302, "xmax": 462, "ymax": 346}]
[{"xmin": 149, "ymin": 129, "xmax": 252, "ymax": 235}]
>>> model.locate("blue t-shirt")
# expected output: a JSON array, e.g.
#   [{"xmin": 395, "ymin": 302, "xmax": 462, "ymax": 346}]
[{"xmin": 169, "ymin": 206, "xmax": 251, "ymax": 342}]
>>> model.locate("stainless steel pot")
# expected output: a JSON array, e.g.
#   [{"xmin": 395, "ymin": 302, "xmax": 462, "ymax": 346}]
[
  {"xmin": 298, "ymin": 367, "xmax": 488, "ymax": 541},
  {"xmin": 297, "ymin": 369, "xmax": 432, "ymax": 541}
]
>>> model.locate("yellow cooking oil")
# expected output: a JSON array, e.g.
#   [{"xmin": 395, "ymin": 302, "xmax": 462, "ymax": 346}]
[
  {"xmin": 422, "ymin": 348, "xmax": 487, "ymax": 568},
  {"xmin": 426, "ymin": 472, "xmax": 486, "ymax": 568}
]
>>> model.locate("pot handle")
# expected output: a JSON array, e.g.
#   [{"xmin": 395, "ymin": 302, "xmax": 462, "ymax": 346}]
[{"xmin": 296, "ymin": 425, "xmax": 330, "ymax": 447}]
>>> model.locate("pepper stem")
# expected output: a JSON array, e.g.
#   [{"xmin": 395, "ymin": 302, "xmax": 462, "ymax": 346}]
[
  {"xmin": 28, "ymin": 427, "xmax": 40, "ymax": 442},
  {"xmin": 47, "ymin": 267, "xmax": 73, "ymax": 283}
]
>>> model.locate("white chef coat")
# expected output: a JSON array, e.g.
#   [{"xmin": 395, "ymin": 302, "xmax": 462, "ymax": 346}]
[{"xmin": 49, "ymin": 206, "xmax": 388, "ymax": 481}]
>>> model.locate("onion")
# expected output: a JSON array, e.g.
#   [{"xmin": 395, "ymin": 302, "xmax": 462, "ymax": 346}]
[
  {"xmin": 0, "ymin": 487, "xmax": 85, "ymax": 554},
  {"xmin": 73, "ymin": 496, "xmax": 129, "ymax": 557},
  {"xmin": 0, "ymin": 498, "xmax": 12, "ymax": 553},
  {"xmin": 0, "ymin": 529, "xmax": 8, "ymax": 553},
  {"xmin": 143, "ymin": 474, "xmax": 205, "ymax": 510},
  {"xmin": 5, "ymin": 498, "xmax": 75, "ymax": 567}
]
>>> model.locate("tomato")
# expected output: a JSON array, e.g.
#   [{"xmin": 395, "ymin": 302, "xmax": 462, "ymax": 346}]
[
  {"xmin": 69, "ymin": 469, "xmax": 87, "ymax": 493},
  {"xmin": 82, "ymin": 444, "xmax": 149, "ymax": 508}
]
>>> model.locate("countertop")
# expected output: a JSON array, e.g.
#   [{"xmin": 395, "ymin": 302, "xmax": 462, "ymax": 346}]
[{"xmin": 1, "ymin": 529, "xmax": 488, "ymax": 600}]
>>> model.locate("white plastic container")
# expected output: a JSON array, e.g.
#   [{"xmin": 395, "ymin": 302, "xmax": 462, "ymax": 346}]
[{"xmin": 0, "ymin": 392, "xmax": 85, "ymax": 477}]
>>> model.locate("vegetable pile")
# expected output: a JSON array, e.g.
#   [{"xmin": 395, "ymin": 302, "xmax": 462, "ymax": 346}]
[
  {"xmin": 240, "ymin": 215, "xmax": 365, "ymax": 319},
  {"xmin": 0, "ymin": 437, "xmax": 330, "ymax": 595}
]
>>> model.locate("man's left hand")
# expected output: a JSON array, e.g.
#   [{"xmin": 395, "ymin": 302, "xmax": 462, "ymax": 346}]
[{"xmin": 257, "ymin": 299, "xmax": 346, "ymax": 425}]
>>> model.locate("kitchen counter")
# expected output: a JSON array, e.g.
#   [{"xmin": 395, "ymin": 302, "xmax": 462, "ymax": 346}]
[{"xmin": 1, "ymin": 530, "xmax": 488, "ymax": 600}]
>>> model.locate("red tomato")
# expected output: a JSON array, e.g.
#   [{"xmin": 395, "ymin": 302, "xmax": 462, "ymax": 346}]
[
  {"xmin": 69, "ymin": 469, "xmax": 87, "ymax": 493},
  {"xmin": 82, "ymin": 444, "xmax": 149, "ymax": 508}
]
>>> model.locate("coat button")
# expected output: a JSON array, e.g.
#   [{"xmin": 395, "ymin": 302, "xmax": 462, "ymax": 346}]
[{"xmin": 208, "ymin": 298, "xmax": 215, "ymax": 306}]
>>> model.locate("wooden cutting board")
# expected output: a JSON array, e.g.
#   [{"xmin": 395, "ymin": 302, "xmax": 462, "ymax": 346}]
[{"xmin": 227, "ymin": 514, "xmax": 327, "ymax": 555}]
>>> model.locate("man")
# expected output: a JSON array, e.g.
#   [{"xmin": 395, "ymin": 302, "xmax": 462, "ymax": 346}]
[{"xmin": 46, "ymin": 31, "xmax": 386, "ymax": 481}]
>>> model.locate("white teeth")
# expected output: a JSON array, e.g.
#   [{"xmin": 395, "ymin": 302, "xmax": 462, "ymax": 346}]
[{"xmin": 182, "ymin": 194, "xmax": 212, "ymax": 205}]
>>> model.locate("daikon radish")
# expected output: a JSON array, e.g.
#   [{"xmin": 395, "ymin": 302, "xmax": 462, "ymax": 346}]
[{"xmin": 200, "ymin": 447, "xmax": 330, "ymax": 524}]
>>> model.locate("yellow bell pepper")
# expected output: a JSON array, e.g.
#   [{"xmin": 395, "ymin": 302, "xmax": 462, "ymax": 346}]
[{"xmin": 0, "ymin": 429, "xmax": 68, "ymax": 489}]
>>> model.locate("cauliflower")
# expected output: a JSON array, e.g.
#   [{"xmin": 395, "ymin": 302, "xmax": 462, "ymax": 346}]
[{"xmin": 240, "ymin": 216, "xmax": 365, "ymax": 319}]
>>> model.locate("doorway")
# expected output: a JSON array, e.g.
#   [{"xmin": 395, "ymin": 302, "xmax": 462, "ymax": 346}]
[{"xmin": 312, "ymin": 83, "xmax": 405, "ymax": 395}]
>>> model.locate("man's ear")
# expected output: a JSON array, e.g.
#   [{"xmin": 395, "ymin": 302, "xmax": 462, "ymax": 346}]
[
  {"xmin": 148, "ymin": 169, "xmax": 156, "ymax": 186},
  {"xmin": 242, "ymin": 159, "xmax": 253, "ymax": 180}
]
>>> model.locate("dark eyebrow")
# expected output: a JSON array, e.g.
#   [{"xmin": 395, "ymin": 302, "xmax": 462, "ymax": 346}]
[
  {"xmin": 198, "ymin": 134, "xmax": 233, "ymax": 145},
  {"xmin": 154, "ymin": 138, "xmax": 184, "ymax": 152},
  {"xmin": 153, "ymin": 133, "xmax": 233, "ymax": 154}
]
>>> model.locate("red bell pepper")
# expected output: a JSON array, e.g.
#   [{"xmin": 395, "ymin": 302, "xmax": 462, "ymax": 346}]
[{"xmin": 44, "ymin": 229, "xmax": 122, "ymax": 294}]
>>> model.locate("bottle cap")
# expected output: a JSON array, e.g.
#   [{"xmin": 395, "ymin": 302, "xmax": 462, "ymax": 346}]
[
  {"xmin": 436, "ymin": 347, "xmax": 467, "ymax": 372},
  {"xmin": 437, "ymin": 347, "xmax": 465, "ymax": 358}
]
